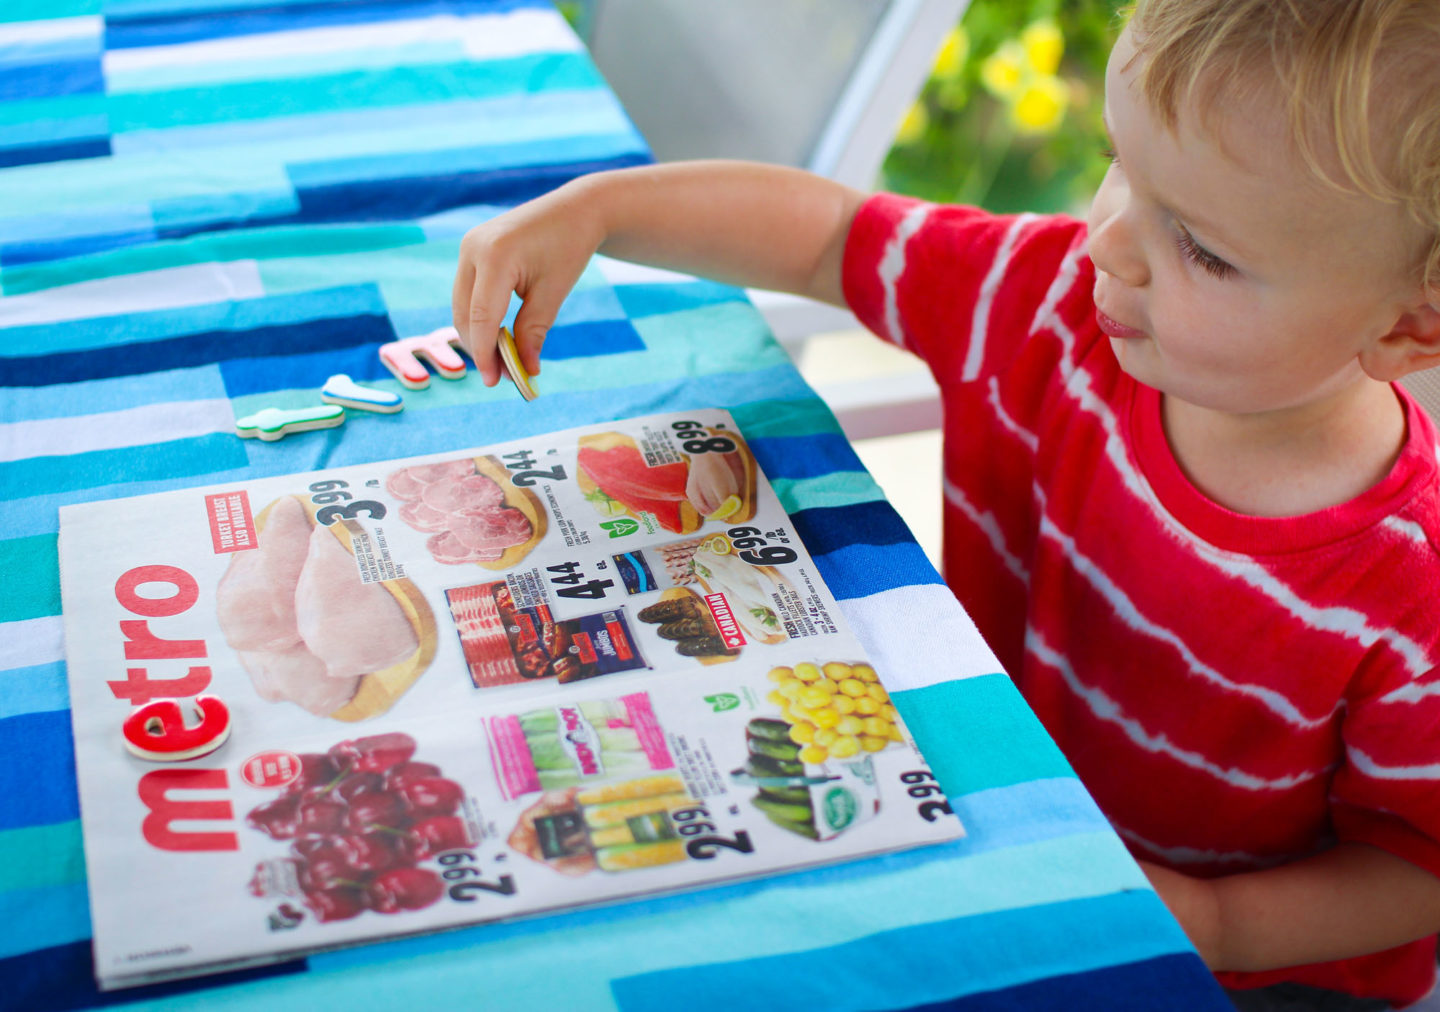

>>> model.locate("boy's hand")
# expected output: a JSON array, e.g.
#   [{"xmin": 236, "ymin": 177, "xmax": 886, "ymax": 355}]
[{"xmin": 451, "ymin": 183, "xmax": 603, "ymax": 387}]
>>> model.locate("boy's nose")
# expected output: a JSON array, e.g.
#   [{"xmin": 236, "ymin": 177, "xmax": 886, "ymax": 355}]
[{"xmin": 1086, "ymin": 194, "xmax": 1149, "ymax": 288}]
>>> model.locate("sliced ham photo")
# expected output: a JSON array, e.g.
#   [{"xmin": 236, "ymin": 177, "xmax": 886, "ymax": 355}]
[{"xmin": 386, "ymin": 458, "xmax": 534, "ymax": 565}]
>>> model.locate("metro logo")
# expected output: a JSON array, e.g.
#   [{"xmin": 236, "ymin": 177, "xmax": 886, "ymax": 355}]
[{"xmin": 138, "ymin": 768, "xmax": 238, "ymax": 852}]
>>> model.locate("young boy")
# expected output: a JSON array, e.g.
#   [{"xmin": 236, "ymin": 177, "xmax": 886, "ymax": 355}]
[{"xmin": 452, "ymin": 0, "xmax": 1440, "ymax": 1005}]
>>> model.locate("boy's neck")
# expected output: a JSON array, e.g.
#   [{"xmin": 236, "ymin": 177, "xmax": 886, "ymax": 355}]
[{"xmin": 1160, "ymin": 378, "xmax": 1408, "ymax": 518}]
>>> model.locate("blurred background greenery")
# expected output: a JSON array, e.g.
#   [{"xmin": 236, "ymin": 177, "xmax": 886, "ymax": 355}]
[{"xmin": 883, "ymin": 0, "xmax": 1129, "ymax": 215}]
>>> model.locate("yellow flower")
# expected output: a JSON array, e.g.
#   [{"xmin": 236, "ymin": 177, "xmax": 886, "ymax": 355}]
[
  {"xmin": 979, "ymin": 40, "xmax": 1026, "ymax": 100},
  {"xmin": 1020, "ymin": 19, "xmax": 1064, "ymax": 77},
  {"xmin": 933, "ymin": 25, "xmax": 969, "ymax": 79},
  {"xmin": 895, "ymin": 100, "xmax": 929, "ymax": 145},
  {"xmin": 1010, "ymin": 75, "xmax": 1069, "ymax": 134}
]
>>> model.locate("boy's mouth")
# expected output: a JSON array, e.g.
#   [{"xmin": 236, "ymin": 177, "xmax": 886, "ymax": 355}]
[{"xmin": 1095, "ymin": 308, "xmax": 1147, "ymax": 340}]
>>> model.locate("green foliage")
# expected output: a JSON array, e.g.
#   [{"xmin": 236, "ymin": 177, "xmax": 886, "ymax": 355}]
[{"xmin": 882, "ymin": 0, "xmax": 1129, "ymax": 214}]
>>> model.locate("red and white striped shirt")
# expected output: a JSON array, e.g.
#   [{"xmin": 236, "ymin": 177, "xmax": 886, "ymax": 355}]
[{"xmin": 843, "ymin": 195, "xmax": 1440, "ymax": 1003}]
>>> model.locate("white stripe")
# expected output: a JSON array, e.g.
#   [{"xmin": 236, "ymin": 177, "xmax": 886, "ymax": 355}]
[
  {"xmin": 0, "ymin": 617, "xmax": 64, "ymax": 670},
  {"xmin": 943, "ymin": 476, "xmax": 1029, "ymax": 583},
  {"xmin": 1381, "ymin": 515, "xmax": 1431, "ymax": 549},
  {"xmin": 986, "ymin": 375, "xmax": 1038, "ymax": 453},
  {"xmin": 1039, "ymin": 513, "xmax": 1333, "ymax": 728},
  {"xmin": 1348, "ymin": 745, "xmax": 1440, "ymax": 780},
  {"xmin": 837, "ymin": 584, "xmax": 1002, "ymax": 692},
  {"xmin": 963, "ymin": 213, "xmax": 1036, "ymax": 381},
  {"xmin": 0, "ymin": 399, "xmax": 236, "ymax": 462},
  {"xmin": 1114, "ymin": 824, "xmax": 1273, "ymax": 868},
  {"xmin": 879, "ymin": 203, "xmax": 933, "ymax": 350},
  {"xmin": 102, "ymin": 9, "xmax": 579, "ymax": 75},
  {"xmin": 0, "ymin": 16, "xmax": 101, "ymax": 46},
  {"xmin": 1031, "ymin": 287, "xmax": 1438, "ymax": 684},
  {"xmin": 594, "ymin": 257, "xmax": 695, "ymax": 286},
  {"xmin": 0, "ymin": 261, "xmax": 264, "ymax": 328},
  {"xmin": 1027, "ymin": 628, "xmax": 1329, "ymax": 791}
]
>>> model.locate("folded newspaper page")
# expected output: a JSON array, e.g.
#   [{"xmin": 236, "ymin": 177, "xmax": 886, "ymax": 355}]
[{"xmin": 58, "ymin": 409, "xmax": 963, "ymax": 990}]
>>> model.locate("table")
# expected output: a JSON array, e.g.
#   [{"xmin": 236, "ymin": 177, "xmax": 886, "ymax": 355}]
[{"xmin": 0, "ymin": 3, "xmax": 1234, "ymax": 1009}]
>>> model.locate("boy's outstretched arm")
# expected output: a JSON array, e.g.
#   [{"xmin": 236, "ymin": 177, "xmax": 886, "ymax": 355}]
[
  {"xmin": 451, "ymin": 160, "xmax": 866, "ymax": 386},
  {"xmin": 1141, "ymin": 845, "xmax": 1440, "ymax": 971}
]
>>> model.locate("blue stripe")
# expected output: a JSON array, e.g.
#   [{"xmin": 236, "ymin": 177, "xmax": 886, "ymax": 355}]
[
  {"xmin": 750, "ymin": 433, "xmax": 865, "ymax": 481},
  {"xmin": 812, "ymin": 540, "xmax": 946, "ymax": 598},
  {"xmin": 0, "ymin": 939, "xmax": 307, "ymax": 1011},
  {"xmin": 611, "ymin": 890, "xmax": 1198, "ymax": 1012},
  {"xmin": 290, "ymin": 151, "xmax": 651, "ymax": 224},
  {"xmin": 1, "ymin": 226, "xmax": 158, "ymax": 268},
  {"xmin": 0, "ymin": 662, "xmax": 68, "ymax": 720},
  {"xmin": 149, "ymin": 186, "xmax": 299, "ymax": 231},
  {"xmin": 104, "ymin": 0, "xmax": 551, "ymax": 49},
  {"xmin": 0, "ymin": 432, "xmax": 248, "ymax": 496},
  {"xmin": 0, "ymin": 711, "xmax": 76, "ymax": 829},
  {"xmin": 541, "ymin": 319, "xmax": 645, "ymax": 360},
  {"xmin": 947, "ymin": 778, "xmax": 1110, "ymax": 856},
  {"xmin": 0, "ymin": 312, "xmax": 397, "ymax": 386},
  {"xmin": 1, "ymin": 284, "xmax": 386, "ymax": 355},
  {"xmin": 0, "ymin": 365, "xmax": 227, "ymax": 425},
  {"xmin": 0, "ymin": 882, "xmax": 89, "ymax": 960},
  {"xmin": 790, "ymin": 500, "xmax": 919, "ymax": 553},
  {"xmin": 218, "ymin": 343, "xmax": 401, "ymax": 398},
  {"xmin": 0, "ymin": 111, "xmax": 108, "ymax": 148},
  {"xmin": 0, "ymin": 58, "xmax": 102, "ymax": 102},
  {"xmin": 0, "ymin": 36, "xmax": 101, "ymax": 69},
  {"xmin": 0, "ymin": 203, "xmax": 155, "ymax": 245},
  {"xmin": 0, "ymin": 135, "xmax": 109, "ymax": 169}
]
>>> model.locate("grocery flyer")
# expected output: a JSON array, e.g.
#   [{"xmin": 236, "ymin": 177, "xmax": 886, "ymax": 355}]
[{"xmin": 57, "ymin": 410, "xmax": 964, "ymax": 990}]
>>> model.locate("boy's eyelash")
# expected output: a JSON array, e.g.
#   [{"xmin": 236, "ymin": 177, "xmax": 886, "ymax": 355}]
[
  {"xmin": 1174, "ymin": 228, "xmax": 1234, "ymax": 280},
  {"xmin": 1100, "ymin": 144, "xmax": 1118, "ymax": 163}
]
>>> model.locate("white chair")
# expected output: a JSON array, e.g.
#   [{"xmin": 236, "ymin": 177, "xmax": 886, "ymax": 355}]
[{"xmin": 577, "ymin": 0, "xmax": 964, "ymax": 440}]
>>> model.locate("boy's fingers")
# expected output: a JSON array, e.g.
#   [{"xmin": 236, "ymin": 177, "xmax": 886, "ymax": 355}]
[
  {"xmin": 511, "ymin": 281, "xmax": 568, "ymax": 377},
  {"xmin": 459, "ymin": 271, "xmax": 517, "ymax": 387}
]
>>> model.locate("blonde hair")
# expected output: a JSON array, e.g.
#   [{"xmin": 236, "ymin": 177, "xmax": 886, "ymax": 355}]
[{"xmin": 1127, "ymin": 0, "xmax": 1440, "ymax": 294}]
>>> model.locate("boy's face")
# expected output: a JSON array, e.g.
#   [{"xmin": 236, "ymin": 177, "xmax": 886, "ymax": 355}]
[{"xmin": 1086, "ymin": 27, "xmax": 1426, "ymax": 417}]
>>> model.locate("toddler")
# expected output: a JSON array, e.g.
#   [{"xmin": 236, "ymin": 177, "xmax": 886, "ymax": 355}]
[{"xmin": 452, "ymin": 0, "xmax": 1440, "ymax": 1006}]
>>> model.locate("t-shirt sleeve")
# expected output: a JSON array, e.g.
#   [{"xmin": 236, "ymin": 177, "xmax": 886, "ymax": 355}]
[
  {"xmin": 841, "ymin": 193, "xmax": 1088, "ymax": 388},
  {"xmin": 1330, "ymin": 665, "xmax": 1440, "ymax": 879}
]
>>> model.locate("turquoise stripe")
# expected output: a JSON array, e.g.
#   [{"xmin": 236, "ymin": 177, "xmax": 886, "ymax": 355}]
[
  {"xmin": 0, "ymin": 661, "xmax": 68, "ymax": 719},
  {"xmin": 0, "ymin": 1, "xmax": 99, "ymax": 22},
  {"xmin": 732, "ymin": 397, "xmax": 846, "ymax": 439},
  {"xmin": 0, "ymin": 821, "xmax": 84, "ymax": 892},
  {"xmin": 0, "ymin": 365, "xmax": 227, "ymax": 424},
  {"xmin": 0, "ymin": 111, "xmax": 107, "ymax": 148},
  {"xmin": 892, "ymin": 674, "xmax": 1076, "ymax": 796},
  {"xmin": 0, "ymin": 880, "xmax": 89, "ymax": 958},
  {"xmin": 0, "ymin": 432, "xmax": 247, "ymax": 497},
  {"xmin": 106, "ymin": 52, "xmax": 603, "ymax": 132},
  {"xmin": 770, "ymin": 471, "xmax": 883, "ymax": 514},
  {"xmin": 0, "ymin": 92, "xmax": 104, "ymax": 128},
  {"xmin": 1, "ymin": 284, "xmax": 385, "ymax": 354},
  {"xmin": 612, "ymin": 890, "xmax": 1186, "ymax": 1012},
  {"xmin": 104, "ymin": 38, "xmax": 470, "ymax": 93},
  {"xmin": 111, "ymin": 87, "xmax": 616, "ymax": 154},
  {"xmin": 0, "ymin": 534, "xmax": 58, "ymax": 623}
]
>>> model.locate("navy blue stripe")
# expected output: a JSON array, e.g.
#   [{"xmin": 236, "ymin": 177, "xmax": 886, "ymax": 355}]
[
  {"xmin": 906, "ymin": 954, "xmax": 1232, "ymax": 1012},
  {"xmin": 0, "ymin": 314, "xmax": 396, "ymax": 387},
  {"xmin": 0, "ymin": 60, "xmax": 104, "ymax": 103},
  {"xmin": 218, "ymin": 342, "xmax": 396, "ymax": 398},
  {"xmin": 790, "ymin": 500, "xmax": 922, "ymax": 555},
  {"xmin": 0, "ymin": 711, "xmax": 77, "ymax": 830},
  {"xmin": 542, "ymin": 318, "xmax": 645, "ymax": 359},
  {"xmin": 1, "ymin": 938, "xmax": 307, "ymax": 1011},
  {"xmin": 289, "ymin": 153, "xmax": 651, "ymax": 223},
  {"xmin": 103, "ymin": 0, "xmax": 548, "ymax": 49},
  {"xmin": 0, "ymin": 136, "xmax": 110, "ymax": 170},
  {"xmin": 748, "ymin": 432, "xmax": 864, "ymax": 481}
]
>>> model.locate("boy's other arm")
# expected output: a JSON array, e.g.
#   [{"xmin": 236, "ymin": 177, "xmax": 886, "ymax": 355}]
[
  {"xmin": 452, "ymin": 160, "xmax": 866, "ymax": 385},
  {"xmin": 1140, "ymin": 845, "xmax": 1440, "ymax": 971}
]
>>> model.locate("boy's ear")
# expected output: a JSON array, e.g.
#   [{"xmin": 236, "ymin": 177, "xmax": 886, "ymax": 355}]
[{"xmin": 1360, "ymin": 299, "xmax": 1440, "ymax": 382}]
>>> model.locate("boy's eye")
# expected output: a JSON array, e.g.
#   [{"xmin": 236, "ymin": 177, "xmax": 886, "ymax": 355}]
[{"xmin": 1174, "ymin": 227, "xmax": 1234, "ymax": 280}]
